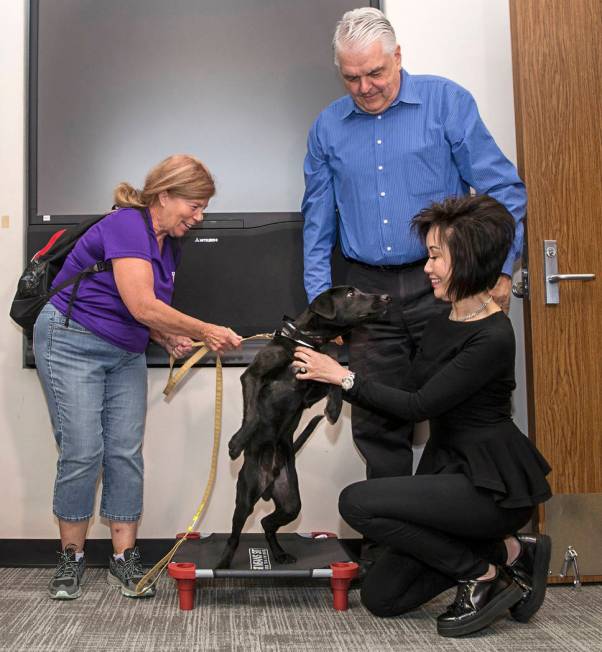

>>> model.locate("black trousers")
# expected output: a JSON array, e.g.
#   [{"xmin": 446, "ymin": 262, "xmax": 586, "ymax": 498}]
[
  {"xmin": 339, "ymin": 474, "xmax": 533, "ymax": 617},
  {"xmin": 345, "ymin": 261, "xmax": 448, "ymax": 478}
]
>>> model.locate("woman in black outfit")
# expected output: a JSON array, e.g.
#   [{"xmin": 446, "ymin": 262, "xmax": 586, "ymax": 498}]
[{"xmin": 293, "ymin": 195, "xmax": 552, "ymax": 637}]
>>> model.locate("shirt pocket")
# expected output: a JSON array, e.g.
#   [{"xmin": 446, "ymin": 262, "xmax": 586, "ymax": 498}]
[{"xmin": 402, "ymin": 144, "xmax": 450, "ymax": 197}]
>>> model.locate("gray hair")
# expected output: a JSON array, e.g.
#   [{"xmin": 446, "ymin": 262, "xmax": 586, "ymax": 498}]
[{"xmin": 333, "ymin": 7, "xmax": 397, "ymax": 67}]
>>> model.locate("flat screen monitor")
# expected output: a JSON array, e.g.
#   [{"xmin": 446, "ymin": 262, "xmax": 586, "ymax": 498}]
[
  {"xmin": 31, "ymin": 0, "xmax": 379, "ymax": 218},
  {"xmin": 27, "ymin": 0, "xmax": 380, "ymax": 364}
]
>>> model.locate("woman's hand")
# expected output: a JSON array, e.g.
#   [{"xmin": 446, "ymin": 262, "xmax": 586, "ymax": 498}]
[
  {"xmin": 164, "ymin": 334, "xmax": 195, "ymax": 359},
  {"xmin": 292, "ymin": 346, "xmax": 348, "ymax": 385},
  {"xmin": 200, "ymin": 323, "xmax": 243, "ymax": 353}
]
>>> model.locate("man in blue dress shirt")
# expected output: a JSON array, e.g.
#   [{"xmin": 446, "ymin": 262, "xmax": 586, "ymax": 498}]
[{"xmin": 302, "ymin": 8, "xmax": 526, "ymax": 497}]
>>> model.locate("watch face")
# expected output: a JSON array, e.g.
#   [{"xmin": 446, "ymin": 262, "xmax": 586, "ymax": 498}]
[{"xmin": 342, "ymin": 375, "xmax": 354, "ymax": 391}]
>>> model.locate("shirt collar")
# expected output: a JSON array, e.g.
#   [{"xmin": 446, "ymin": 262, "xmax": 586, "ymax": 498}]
[{"xmin": 340, "ymin": 69, "xmax": 422, "ymax": 120}]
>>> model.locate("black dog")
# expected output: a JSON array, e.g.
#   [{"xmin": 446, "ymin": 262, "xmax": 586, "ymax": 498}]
[{"xmin": 217, "ymin": 286, "xmax": 391, "ymax": 568}]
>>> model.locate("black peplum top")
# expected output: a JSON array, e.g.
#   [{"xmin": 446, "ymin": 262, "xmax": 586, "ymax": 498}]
[{"xmin": 345, "ymin": 311, "xmax": 552, "ymax": 508}]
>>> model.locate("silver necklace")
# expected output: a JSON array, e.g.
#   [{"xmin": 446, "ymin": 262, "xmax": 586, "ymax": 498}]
[{"xmin": 452, "ymin": 295, "xmax": 493, "ymax": 322}]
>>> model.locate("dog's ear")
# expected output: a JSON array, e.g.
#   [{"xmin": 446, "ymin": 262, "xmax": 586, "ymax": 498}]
[{"xmin": 309, "ymin": 291, "xmax": 336, "ymax": 320}]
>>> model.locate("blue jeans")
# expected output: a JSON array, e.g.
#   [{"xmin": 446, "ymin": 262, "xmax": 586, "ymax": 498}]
[{"xmin": 34, "ymin": 303, "xmax": 147, "ymax": 522}]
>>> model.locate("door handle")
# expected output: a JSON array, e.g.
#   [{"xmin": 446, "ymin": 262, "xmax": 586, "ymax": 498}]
[
  {"xmin": 544, "ymin": 240, "xmax": 596, "ymax": 304},
  {"xmin": 512, "ymin": 268, "xmax": 529, "ymax": 299},
  {"xmin": 512, "ymin": 281, "xmax": 526, "ymax": 298},
  {"xmin": 547, "ymin": 274, "xmax": 595, "ymax": 283}
]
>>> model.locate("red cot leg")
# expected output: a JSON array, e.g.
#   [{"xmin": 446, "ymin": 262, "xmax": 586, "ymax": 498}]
[
  {"xmin": 168, "ymin": 562, "xmax": 197, "ymax": 611},
  {"xmin": 330, "ymin": 562, "xmax": 359, "ymax": 611}
]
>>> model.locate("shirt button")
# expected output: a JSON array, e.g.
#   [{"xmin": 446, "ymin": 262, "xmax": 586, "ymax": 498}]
[
  {"xmin": 380, "ymin": 192, "xmax": 386, "ymax": 197},
  {"xmin": 383, "ymin": 219, "xmax": 389, "ymax": 224},
  {"xmin": 386, "ymin": 246, "xmax": 392, "ymax": 251},
  {"xmin": 377, "ymin": 139, "xmax": 382, "ymax": 144},
  {"xmin": 378, "ymin": 165, "xmax": 383, "ymax": 171},
  {"xmin": 377, "ymin": 115, "xmax": 382, "ymax": 120}
]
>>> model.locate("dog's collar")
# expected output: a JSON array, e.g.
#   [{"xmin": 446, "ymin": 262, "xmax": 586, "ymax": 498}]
[{"xmin": 273, "ymin": 317, "xmax": 328, "ymax": 350}]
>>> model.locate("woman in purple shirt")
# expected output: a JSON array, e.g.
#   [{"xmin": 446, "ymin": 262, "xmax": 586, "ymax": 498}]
[{"xmin": 34, "ymin": 154, "xmax": 242, "ymax": 600}]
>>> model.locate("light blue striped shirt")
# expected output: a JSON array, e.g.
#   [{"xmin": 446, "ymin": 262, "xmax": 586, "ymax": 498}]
[{"xmin": 302, "ymin": 70, "xmax": 526, "ymax": 302}]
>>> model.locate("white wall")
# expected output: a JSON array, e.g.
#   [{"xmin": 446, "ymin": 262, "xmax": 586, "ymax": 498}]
[{"xmin": 0, "ymin": 0, "xmax": 526, "ymax": 540}]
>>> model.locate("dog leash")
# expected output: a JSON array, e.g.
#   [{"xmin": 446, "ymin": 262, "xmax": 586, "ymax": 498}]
[
  {"xmin": 163, "ymin": 333, "xmax": 273, "ymax": 398},
  {"xmin": 136, "ymin": 333, "xmax": 272, "ymax": 595}
]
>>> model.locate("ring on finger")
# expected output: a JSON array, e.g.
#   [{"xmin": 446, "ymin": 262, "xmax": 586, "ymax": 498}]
[{"xmin": 299, "ymin": 366, "xmax": 307, "ymax": 374}]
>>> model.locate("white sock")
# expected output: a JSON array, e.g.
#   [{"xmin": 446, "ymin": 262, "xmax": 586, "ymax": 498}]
[
  {"xmin": 75, "ymin": 551, "xmax": 84, "ymax": 562},
  {"xmin": 113, "ymin": 552, "xmax": 125, "ymax": 561}
]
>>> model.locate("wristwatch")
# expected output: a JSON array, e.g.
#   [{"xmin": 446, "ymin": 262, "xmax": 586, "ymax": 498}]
[{"xmin": 341, "ymin": 371, "xmax": 356, "ymax": 392}]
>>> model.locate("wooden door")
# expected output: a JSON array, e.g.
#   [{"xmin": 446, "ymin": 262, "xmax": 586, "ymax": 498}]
[{"xmin": 510, "ymin": 0, "xmax": 602, "ymax": 582}]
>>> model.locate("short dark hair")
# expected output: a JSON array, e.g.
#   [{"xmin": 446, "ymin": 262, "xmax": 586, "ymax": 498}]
[{"xmin": 412, "ymin": 195, "xmax": 515, "ymax": 301}]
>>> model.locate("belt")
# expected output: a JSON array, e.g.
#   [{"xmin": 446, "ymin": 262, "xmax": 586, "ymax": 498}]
[{"xmin": 344, "ymin": 256, "xmax": 427, "ymax": 272}]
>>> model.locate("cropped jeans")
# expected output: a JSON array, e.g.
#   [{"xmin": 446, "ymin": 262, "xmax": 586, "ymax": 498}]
[{"xmin": 34, "ymin": 303, "xmax": 147, "ymax": 522}]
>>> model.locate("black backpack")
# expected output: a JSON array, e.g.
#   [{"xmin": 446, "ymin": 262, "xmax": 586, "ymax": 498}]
[
  {"xmin": 11, "ymin": 208, "xmax": 180, "ymax": 340},
  {"xmin": 10, "ymin": 213, "xmax": 113, "ymax": 338}
]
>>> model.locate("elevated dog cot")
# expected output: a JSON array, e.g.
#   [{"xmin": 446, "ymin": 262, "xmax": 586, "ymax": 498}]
[{"xmin": 168, "ymin": 532, "xmax": 359, "ymax": 611}]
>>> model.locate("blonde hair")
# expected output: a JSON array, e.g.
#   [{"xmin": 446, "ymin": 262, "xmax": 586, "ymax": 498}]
[{"xmin": 113, "ymin": 154, "xmax": 216, "ymax": 208}]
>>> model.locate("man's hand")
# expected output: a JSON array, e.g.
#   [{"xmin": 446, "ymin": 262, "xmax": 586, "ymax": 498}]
[{"xmin": 490, "ymin": 274, "xmax": 512, "ymax": 314}]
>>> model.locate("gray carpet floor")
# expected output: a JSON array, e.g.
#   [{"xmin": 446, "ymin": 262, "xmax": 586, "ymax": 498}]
[{"xmin": 0, "ymin": 568, "xmax": 601, "ymax": 651}]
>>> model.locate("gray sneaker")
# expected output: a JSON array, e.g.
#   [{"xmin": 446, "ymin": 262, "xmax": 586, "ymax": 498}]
[
  {"xmin": 107, "ymin": 547, "xmax": 156, "ymax": 598},
  {"xmin": 48, "ymin": 545, "xmax": 85, "ymax": 599}
]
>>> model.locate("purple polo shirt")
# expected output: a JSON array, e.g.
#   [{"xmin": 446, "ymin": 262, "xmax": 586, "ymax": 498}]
[{"xmin": 50, "ymin": 207, "xmax": 178, "ymax": 353}]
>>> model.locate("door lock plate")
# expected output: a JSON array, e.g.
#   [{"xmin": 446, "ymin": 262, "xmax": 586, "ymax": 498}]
[{"xmin": 544, "ymin": 240, "xmax": 560, "ymax": 304}]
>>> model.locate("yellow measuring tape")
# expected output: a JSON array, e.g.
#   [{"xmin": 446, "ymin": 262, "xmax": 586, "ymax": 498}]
[{"xmin": 136, "ymin": 333, "xmax": 272, "ymax": 595}]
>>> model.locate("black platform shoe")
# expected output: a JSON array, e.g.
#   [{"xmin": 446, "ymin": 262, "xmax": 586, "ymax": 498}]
[
  {"xmin": 506, "ymin": 533, "xmax": 552, "ymax": 623},
  {"xmin": 437, "ymin": 567, "xmax": 523, "ymax": 638}
]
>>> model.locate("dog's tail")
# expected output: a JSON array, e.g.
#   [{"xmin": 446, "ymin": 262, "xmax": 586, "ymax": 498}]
[{"xmin": 293, "ymin": 414, "xmax": 324, "ymax": 455}]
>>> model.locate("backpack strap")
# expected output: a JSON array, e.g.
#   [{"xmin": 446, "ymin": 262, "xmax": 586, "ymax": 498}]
[
  {"xmin": 53, "ymin": 207, "xmax": 150, "ymax": 326},
  {"xmin": 50, "ymin": 260, "xmax": 112, "ymax": 327}
]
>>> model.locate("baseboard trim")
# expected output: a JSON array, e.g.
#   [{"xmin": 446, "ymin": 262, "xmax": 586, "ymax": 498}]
[
  {"xmin": 0, "ymin": 539, "xmax": 180, "ymax": 568},
  {"xmin": 0, "ymin": 538, "xmax": 362, "ymax": 568}
]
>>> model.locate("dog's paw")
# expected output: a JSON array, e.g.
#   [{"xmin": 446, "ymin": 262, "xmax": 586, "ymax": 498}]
[
  {"xmin": 274, "ymin": 552, "xmax": 297, "ymax": 565},
  {"xmin": 228, "ymin": 439, "xmax": 243, "ymax": 460}
]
